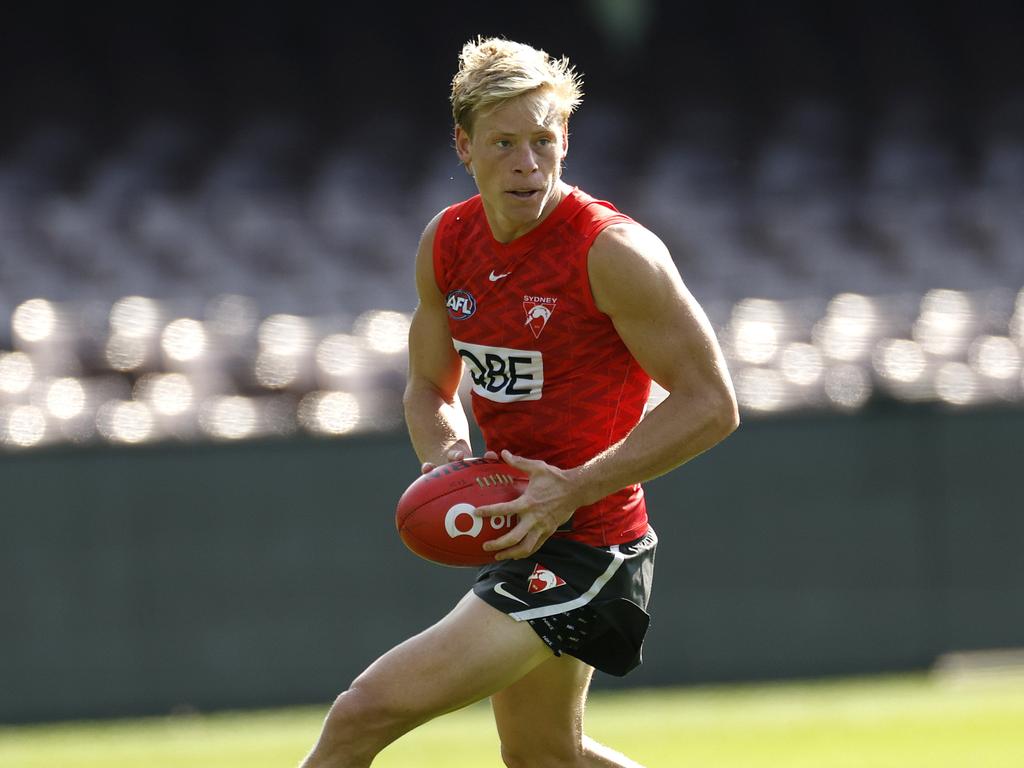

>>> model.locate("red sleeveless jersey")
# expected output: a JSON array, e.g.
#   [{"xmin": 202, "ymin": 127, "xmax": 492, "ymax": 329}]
[{"xmin": 433, "ymin": 187, "xmax": 652, "ymax": 546}]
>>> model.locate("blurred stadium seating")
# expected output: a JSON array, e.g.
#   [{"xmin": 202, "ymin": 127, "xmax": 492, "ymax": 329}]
[{"xmin": 1, "ymin": 0, "xmax": 1022, "ymax": 451}]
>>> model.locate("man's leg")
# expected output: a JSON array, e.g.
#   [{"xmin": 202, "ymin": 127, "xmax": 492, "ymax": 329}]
[
  {"xmin": 491, "ymin": 654, "xmax": 646, "ymax": 768},
  {"xmin": 300, "ymin": 591, "xmax": 552, "ymax": 768}
]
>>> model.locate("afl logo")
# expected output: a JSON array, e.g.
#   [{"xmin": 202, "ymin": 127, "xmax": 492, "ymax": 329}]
[{"xmin": 446, "ymin": 289, "xmax": 477, "ymax": 320}]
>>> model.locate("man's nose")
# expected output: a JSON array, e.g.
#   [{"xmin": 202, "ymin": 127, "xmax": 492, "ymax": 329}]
[{"xmin": 512, "ymin": 144, "xmax": 539, "ymax": 174}]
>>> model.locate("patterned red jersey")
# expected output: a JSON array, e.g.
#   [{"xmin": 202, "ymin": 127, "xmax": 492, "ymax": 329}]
[{"xmin": 433, "ymin": 187, "xmax": 652, "ymax": 546}]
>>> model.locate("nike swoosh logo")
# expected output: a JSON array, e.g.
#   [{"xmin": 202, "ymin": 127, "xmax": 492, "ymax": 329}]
[
  {"xmin": 494, "ymin": 582, "xmax": 529, "ymax": 605},
  {"xmin": 489, "ymin": 270, "xmax": 512, "ymax": 281}
]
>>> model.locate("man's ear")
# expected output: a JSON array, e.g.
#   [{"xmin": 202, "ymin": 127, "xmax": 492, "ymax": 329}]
[{"xmin": 455, "ymin": 124, "xmax": 472, "ymax": 168}]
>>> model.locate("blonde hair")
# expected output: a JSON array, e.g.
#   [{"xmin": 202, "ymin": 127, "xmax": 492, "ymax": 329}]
[{"xmin": 450, "ymin": 37, "xmax": 583, "ymax": 135}]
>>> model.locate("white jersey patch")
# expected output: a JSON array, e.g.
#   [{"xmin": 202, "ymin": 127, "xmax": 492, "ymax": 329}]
[{"xmin": 453, "ymin": 339, "xmax": 544, "ymax": 403}]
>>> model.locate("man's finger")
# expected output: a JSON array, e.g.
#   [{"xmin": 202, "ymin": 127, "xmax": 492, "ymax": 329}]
[
  {"xmin": 500, "ymin": 449, "xmax": 543, "ymax": 472},
  {"xmin": 494, "ymin": 530, "xmax": 543, "ymax": 561},
  {"xmin": 482, "ymin": 520, "xmax": 531, "ymax": 552},
  {"xmin": 473, "ymin": 500, "xmax": 523, "ymax": 519}
]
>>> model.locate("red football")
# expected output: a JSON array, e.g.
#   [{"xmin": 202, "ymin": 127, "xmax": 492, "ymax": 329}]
[{"xmin": 396, "ymin": 458, "xmax": 529, "ymax": 567}]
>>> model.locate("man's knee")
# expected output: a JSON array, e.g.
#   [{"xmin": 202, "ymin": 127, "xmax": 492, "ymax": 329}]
[
  {"xmin": 500, "ymin": 739, "xmax": 581, "ymax": 768},
  {"xmin": 315, "ymin": 680, "xmax": 421, "ymax": 761}
]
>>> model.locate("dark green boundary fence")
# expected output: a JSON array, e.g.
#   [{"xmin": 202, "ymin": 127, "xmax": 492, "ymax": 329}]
[{"xmin": 1, "ymin": 406, "xmax": 1021, "ymax": 722}]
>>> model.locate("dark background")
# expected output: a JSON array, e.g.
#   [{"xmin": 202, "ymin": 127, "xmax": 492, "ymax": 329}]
[{"xmin": 3, "ymin": 0, "xmax": 1022, "ymax": 175}]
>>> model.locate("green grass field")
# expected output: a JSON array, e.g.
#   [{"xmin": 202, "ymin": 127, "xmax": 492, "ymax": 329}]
[{"xmin": 1, "ymin": 673, "xmax": 1022, "ymax": 768}]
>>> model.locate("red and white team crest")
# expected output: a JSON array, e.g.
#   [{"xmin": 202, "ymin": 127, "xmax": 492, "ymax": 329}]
[
  {"xmin": 523, "ymin": 295, "xmax": 557, "ymax": 338},
  {"xmin": 528, "ymin": 563, "xmax": 566, "ymax": 594}
]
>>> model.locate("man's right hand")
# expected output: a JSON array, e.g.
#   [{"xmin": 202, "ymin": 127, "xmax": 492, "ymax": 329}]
[{"xmin": 421, "ymin": 442, "xmax": 498, "ymax": 474}]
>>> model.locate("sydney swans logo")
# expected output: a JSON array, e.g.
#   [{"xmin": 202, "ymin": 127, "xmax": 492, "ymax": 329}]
[{"xmin": 523, "ymin": 295, "xmax": 557, "ymax": 338}]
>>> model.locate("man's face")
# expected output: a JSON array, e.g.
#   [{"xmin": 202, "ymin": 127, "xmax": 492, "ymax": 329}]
[{"xmin": 455, "ymin": 90, "xmax": 568, "ymax": 241}]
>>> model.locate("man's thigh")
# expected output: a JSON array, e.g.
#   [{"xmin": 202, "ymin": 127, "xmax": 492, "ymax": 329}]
[{"xmin": 350, "ymin": 591, "xmax": 553, "ymax": 722}]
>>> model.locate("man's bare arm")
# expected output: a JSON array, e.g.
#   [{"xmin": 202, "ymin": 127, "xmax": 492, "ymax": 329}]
[
  {"xmin": 479, "ymin": 222, "xmax": 739, "ymax": 559},
  {"xmin": 565, "ymin": 223, "xmax": 739, "ymax": 503},
  {"xmin": 403, "ymin": 213, "xmax": 474, "ymax": 470}
]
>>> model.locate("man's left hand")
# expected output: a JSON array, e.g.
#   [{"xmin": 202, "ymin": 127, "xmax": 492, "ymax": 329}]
[{"xmin": 473, "ymin": 449, "xmax": 584, "ymax": 560}]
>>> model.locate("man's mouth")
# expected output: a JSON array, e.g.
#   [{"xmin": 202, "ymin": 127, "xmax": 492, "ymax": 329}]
[{"xmin": 507, "ymin": 189, "xmax": 539, "ymax": 199}]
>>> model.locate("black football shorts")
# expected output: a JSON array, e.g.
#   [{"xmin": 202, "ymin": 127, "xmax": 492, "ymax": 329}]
[{"xmin": 473, "ymin": 527, "xmax": 657, "ymax": 677}]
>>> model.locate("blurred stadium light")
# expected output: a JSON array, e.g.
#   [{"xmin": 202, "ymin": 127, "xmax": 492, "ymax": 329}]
[{"xmin": 0, "ymin": 283, "xmax": 1021, "ymax": 453}]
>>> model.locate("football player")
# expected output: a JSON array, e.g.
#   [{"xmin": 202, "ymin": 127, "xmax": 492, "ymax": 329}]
[{"xmin": 300, "ymin": 36, "xmax": 738, "ymax": 768}]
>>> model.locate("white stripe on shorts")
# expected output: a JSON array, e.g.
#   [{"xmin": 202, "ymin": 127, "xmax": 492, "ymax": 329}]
[{"xmin": 508, "ymin": 545, "xmax": 626, "ymax": 622}]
